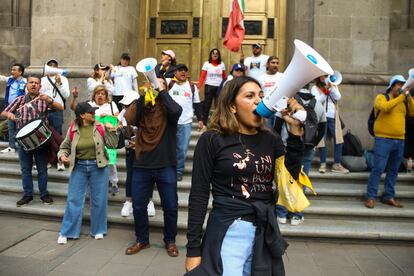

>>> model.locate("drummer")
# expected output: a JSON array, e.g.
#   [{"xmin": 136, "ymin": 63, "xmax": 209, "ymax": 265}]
[{"xmin": 1, "ymin": 75, "xmax": 63, "ymax": 207}]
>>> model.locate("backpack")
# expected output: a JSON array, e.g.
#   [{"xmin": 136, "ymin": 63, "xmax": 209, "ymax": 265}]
[
  {"xmin": 367, "ymin": 93, "xmax": 389, "ymax": 136},
  {"xmin": 294, "ymin": 95, "xmax": 318, "ymax": 149},
  {"xmin": 69, "ymin": 121, "xmax": 104, "ymax": 141},
  {"xmin": 342, "ymin": 129, "xmax": 363, "ymax": 156}
]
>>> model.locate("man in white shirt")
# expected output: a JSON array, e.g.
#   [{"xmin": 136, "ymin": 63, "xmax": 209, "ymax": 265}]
[
  {"xmin": 40, "ymin": 59, "xmax": 70, "ymax": 170},
  {"xmin": 242, "ymin": 43, "xmax": 269, "ymax": 81},
  {"xmin": 167, "ymin": 64, "xmax": 204, "ymax": 181},
  {"xmin": 258, "ymin": 56, "xmax": 283, "ymax": 128}
]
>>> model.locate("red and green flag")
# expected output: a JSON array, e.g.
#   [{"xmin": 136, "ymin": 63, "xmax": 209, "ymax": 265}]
[{"xmin": 223, "ymin": 0, "xmax": 245, "ymax": 52}]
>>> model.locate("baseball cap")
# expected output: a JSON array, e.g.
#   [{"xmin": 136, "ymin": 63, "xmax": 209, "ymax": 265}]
[
  {"xmin": 386, "ymin": 75, "xmax": 406, "ymax": 91},
  {"xmin": 174, "ymin": 64, "xmax": 188, "ymax": 71},
  {"xmin": 120, "ymin": 53, "xmax": 131, "ymax": 60},
  {"xmin": 162, "ymin": 50, "xmax": 176, "ymax": 60},
  {"xmin": 119, "ymin": 91, "xmax": 140, "ymax": 106},
  {"xmin": 46, "ymin": 59, "xmax": 59, "ymax": 66},
  {"xmin": 252, "ymin": 43, "xmax": 262, "ymax": 48},
  {"xmin": 75, "ymin": 101, "xmax": 99, "ymax": 117},
  {"xmin": 231, "ymin": 63, "xmax": 245, "ymax": 73},
  {"xmin": 94, "ymin": 63, "xmax": 110, "ymax": 70}
]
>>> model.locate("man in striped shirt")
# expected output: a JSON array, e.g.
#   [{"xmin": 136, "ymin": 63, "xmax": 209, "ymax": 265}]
[{"xmin": 1, "ymin": 76, "xmax": 63, "ymax": 207}]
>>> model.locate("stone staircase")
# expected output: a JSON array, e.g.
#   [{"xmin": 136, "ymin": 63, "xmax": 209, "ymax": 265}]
[{"xmin": 0, "ymin": 122, "xmax": 414, "ymax": 242}]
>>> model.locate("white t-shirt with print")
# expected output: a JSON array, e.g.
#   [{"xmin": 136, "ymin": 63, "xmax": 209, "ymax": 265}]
[
  {"xmin": 111, "ymin": 66, "xmax": 138, "ymax": 96},
  {"xmin": 89, "ymin": 101, "xmax": 119, "ymax": 116},
  {"xmin": 167, "ymin": 79, "xmax": 201, "ymax": 125},
  {"xmin": 258, "ymin": 72, "xmax": 284, "ymax": 97},
  {"xmin": 202, "ymin": 62, "xmax": 226, "ymax": 87},
  {"xmin": 244, "ymin": 54, "xmax": 269, "ymax": 81}
]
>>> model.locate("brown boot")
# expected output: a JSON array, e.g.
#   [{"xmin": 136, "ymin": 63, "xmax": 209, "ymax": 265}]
[
  {"xmin": 165, "ymin": 243, "xmax": 179, "ymax": 257},
  {"xmin": 381, "ymin": 198, "xmax": 403, "ymax": 208},
  {"xmin": 364, "ymin": 199, "xmax": 375, "ymax": 209},
  {"xmin": 125, "ymin": 243, "xmax": 150, "ymax": 255}
]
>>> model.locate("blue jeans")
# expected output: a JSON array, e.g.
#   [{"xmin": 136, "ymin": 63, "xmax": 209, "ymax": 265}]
[
  {"xmin": 319, "ymin": 117, "xmax": 343, "ymax": 164},
  {"xmin": 302, "ymin": 148, "xmax": 316, "ymax": 175},
  {"xmin": 276, "ymin": 204, "xmax": 303, "ymax": 219},
  {"xmin": 176, "ymin": 123, "xmax": 192, "ymax": 177},
  {"xmin": 18, "ymin": 145, "xmax": 49, "ymax": 197},
  {"xmin": 220, "ymin": 218, "xmax": 256, "ymax": 276},
  {"xmin": 47, "ymin": 111, "xmax": 64, "ymax": 135},
  {"xmin": 60, "ymin": 160, "xmax": 109, "ymax": 238},
  {"xmin": 131, "ymin": 166, "xmax": 178, "ymax": 244},
  {"xmin": 366, "ymin": 137, "xmax": 404, "ymax": 200},
  {"xmin": 7, "ymin": 120, "xmax": 16, "ymax": 149}
]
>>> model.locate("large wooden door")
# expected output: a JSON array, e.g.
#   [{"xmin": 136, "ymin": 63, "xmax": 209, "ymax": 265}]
[{"xmin": 137, "ymin": 0, "xmax": 287, "ymax": 80}]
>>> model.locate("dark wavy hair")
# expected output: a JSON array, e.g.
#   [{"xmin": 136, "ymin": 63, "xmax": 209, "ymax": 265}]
[{"xmin": 208, "ymin": 48, "xmax": 222, "ymax": 64}]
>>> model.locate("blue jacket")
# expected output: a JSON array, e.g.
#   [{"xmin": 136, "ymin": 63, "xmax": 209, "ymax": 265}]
[{"xmin": 5, "ymin": 77, "xmax": 26, "ymax": 106}]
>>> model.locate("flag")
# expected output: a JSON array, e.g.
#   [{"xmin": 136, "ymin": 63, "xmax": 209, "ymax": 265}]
[{"xmin": 223, "ymin": 0, "xmax": 245, "ymax": 52}]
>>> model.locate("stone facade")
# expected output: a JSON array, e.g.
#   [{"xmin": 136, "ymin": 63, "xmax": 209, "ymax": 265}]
[{"xmin": 0, "ymin": 0, "xmax": 413, "ymax": 148}]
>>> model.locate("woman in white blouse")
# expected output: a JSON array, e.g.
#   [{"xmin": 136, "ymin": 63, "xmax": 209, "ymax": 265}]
[{"xmin": 87, "ymin": 63, "xmax": 114, "ymax": 98}]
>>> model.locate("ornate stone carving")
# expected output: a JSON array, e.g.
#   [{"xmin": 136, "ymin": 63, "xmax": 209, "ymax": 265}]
[{"xmin": 161, "ymin": 20, "xmax": 188, "ymax": 34}]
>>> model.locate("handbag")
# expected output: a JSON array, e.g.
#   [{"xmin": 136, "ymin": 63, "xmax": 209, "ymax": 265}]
[{"xmin": 275, "ymin": 156, "xmax": 316, "ymax": 213}]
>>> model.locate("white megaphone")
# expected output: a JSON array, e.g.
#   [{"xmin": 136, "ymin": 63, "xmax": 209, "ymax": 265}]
[
  {"xmin": 43, "ymin": 64, "xmax": 68, "ymax": 76},
  {"xmin": 256, "ymin": 39, "xmax": 334, "ymax": 121},
  {"xmin": 326, "ymin": 70, "xmax": 342, "ymax": 86},
  {"xmin": 136, "ymin": 58, "xmax": 158, "ymax": 89},
  {"xmin": 402, "ymin": 68, "xmax": 414, "ymax": 90}
]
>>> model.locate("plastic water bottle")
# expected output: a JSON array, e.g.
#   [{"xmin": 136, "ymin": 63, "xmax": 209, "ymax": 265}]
[{"xmin": 407, "ymin": 157, "xmax": 413, "ymax": 174}]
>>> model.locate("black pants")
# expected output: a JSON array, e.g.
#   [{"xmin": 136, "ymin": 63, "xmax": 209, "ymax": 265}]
[
  {"xmin": 203, "ymin": 84, "xmax": 220, "ymax": 125},
  {"xmin": 112, "ymin": 95, "xmax": 124, "ymax": 112}
]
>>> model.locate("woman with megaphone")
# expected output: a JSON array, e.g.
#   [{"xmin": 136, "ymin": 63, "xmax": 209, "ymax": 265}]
[
  {"xmin": 185, "ymin": 76, "xmax": 304, "ymax": 275},
  {"xmin": 311, "ymin": 75, "xmax": 349, "ymax": 174}
]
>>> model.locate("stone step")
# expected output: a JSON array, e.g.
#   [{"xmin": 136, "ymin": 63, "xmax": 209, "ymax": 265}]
[
  {"xmin": 1, "ymin": 179, "xmax": 413, "ymax": 222},
  {"xmin": 0, "ymin": 193, "xmax": 413, "ymax": 241}
]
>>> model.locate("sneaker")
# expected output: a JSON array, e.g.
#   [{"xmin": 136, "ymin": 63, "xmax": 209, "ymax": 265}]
[
  {"xmin": 277, "ymin": 217, "xmax": 287, "ymax": 224},
  {"xmin": 95, "ymin": 234, "xmax": 104, "ymax": 240},
  {"xmin": 57, "ymin": 163, "xmax": 65, "ymax": 171},
  {"xmin": 319, "ymin": 163, "xmax": 327, "ymax": 173},
  {"xmin": 0, "ymin": 147, "xmax": 15, "ymax": 154},
  {"xmin": 16, "ymin": 195, "xmax": 33, "ymax": 207},
  {"xmin": 147, "ymin": 200, "xmax": 156, "ymax": 217},
  {"xmin": 57, "ymin": 235, "xmax": 67, "ymax": 244},
  {"xmin": 110, "ymin": 185, "xmax": 119, "ymax": 196},
  {"xmin": 331, "ymin": 163, "xmax": 350, "ymax": 174},
  {"xmin": 177, "ymin": 175, "xmax": 183, "ymax": 182},
  {"xmin": 290, "ymin": 216, "xmax": 304, "ymax": 226},
  {"xmin": 40, "ymin": 195, "xmax": 54, "ymax": 205},
  {"xmin": 121, "ymin": 201, "xmax": 133, "ymax": 217}
]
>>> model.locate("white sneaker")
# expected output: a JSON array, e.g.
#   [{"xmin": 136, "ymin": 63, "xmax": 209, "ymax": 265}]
[
  {"xmin": 0, "ymin": 147, "xmax": 15, "ymax": 154},
  {"xmin": 331, "ymin": 163, "xmax": 350, "ymax": 174},
  {"xmin": 277, "ymin": 217, "xmax": 287, "ymax": 224},
  {"xmin": 121, "ymin": 201, "xmax": 133, "ymax": 217},
  {"xmin": 94, "ymin": 234, "xmax": 104, "ymax": 240},
  {"xmin": 290, "ymin": 216, "xmax": 304, "ymax": 226},
  {"xmin": 147, "ymin": 200, "xmax": 156, "ymax": 217},
  {"xmin": 57, "ymin": 163, "xmax": 65, "ymax": 171},
  {"xmin": 57, "ymin": 235, "xmax": 67, "ymax": 244},
  {"xmin": 319, "ymin": 163, "xmax": 327, "ymax": 173}
]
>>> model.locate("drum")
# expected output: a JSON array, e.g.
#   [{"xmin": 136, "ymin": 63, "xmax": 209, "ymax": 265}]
[{"xmin": 15, "ymin": 119, "xmax": 52, "ymax": 151}]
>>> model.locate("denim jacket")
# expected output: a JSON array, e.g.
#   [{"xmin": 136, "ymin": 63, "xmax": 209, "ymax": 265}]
[
  {"xmin": 58, "ymin": 120, "xmax": 119, "ymax": 171},
  {"xmin": 5, "ymin": 77, "xmax": 26, "ymax": 105}
]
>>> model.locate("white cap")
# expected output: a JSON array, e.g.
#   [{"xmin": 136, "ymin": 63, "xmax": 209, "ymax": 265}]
[{"xmin": 119, "ymin": 91, "xmax": 139, "ymax": 106}]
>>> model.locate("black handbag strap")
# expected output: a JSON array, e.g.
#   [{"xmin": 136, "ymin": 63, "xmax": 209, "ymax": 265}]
[{"xmin": 47, "ymin": 76, "xmax": 66, "ymax": 109}]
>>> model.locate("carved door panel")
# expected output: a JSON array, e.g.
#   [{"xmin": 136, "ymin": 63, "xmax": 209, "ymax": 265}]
[{"xmin": 137, "ymin": 0, "xmax": 286, "ymax": 81}]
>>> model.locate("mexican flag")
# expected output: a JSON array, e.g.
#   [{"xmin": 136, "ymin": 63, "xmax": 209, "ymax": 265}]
[{"xmin": 223, "ymin": 0, "xmax": 245, "ymax": 52}]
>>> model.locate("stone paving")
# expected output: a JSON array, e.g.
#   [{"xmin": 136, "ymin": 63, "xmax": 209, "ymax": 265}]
[{"xmin": 0, "ymin": 215, "xmax": 413, "ymax": 276}]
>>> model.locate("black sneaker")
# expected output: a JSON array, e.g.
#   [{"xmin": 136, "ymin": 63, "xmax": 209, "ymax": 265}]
[
  {"xmin": 16, "ymin": 196, "xmax": 33, "ymax": 207},
  {"xmin": 40, "ymin": 195, "xmax": 54, "ymax": 205}
]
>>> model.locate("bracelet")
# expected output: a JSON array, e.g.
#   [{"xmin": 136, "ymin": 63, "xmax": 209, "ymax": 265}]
[{"xmin": 49, "ymin": 98, "xmax": 54, "ymax": 105}]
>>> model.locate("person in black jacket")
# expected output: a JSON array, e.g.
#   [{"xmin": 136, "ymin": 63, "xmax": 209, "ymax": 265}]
[
  {"xmin": 185, "ymin": 76, "xmax": 304, "ymax": 275},
  {"xmin": 123, "ymin": 77, "xmax": 182, "ymax": 257}
]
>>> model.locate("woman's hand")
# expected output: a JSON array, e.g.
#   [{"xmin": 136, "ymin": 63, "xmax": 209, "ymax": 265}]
[
  {"xmin": 185, "ymin": 256, "xmax": 201, "ymax": 272},
  {"xmin": 281, "ymin": 98, "xmax": 304, "ymax": 136},
  {"xmin": 59, "ymin": 155, "xmax": 70, "ymax": 165},
  {"xmin": 72, "ymin": 87, "xmax": 79, "ymax": 98},
  {"xmin": 104, "ymin": 122, "xmax": 115, "ymax": 131},
  {"xmin": 157, "ymin": 77, "xmax": 167, "ymax": 91}
]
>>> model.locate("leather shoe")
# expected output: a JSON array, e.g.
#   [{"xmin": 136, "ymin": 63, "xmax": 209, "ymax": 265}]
[
  {"xmin": 125, "ymin": 242, "xmax": 150, "ymax": 255},
  {"xmin": 381, "ymin": 198, "xmax": 403, "ymax": 208},
  {"xmin": 165, "ymin": 243, "xmax": 179, "ymax": 257},
  {"xmin": 364, "ymin": 199, "xmax": 375, "ymax": 209}
]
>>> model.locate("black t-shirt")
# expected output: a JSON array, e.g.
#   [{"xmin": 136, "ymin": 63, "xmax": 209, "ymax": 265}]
[{"xmin": 186, "ymin": 129, "xmax": 303, "ymax": 256}]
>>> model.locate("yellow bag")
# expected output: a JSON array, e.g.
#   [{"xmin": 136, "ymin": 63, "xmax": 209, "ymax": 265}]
[{"xmin": 275, "ymin": 156, "xmax": 316, "ymax": 213}]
